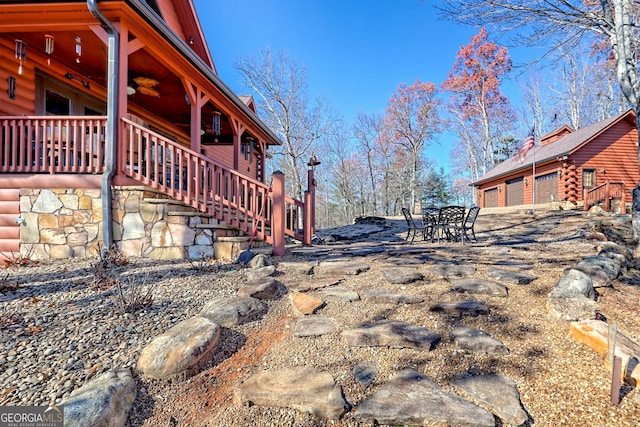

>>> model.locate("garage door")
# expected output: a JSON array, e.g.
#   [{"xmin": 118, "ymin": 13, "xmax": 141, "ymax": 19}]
[
  {"xmin": 484, "ymin": 188, "xmax": 498, "ymax": 208},
  {"xmin": 506, "ymin": 177, "xmax": 524, "ymax": 206},
  {"xmin": 535, "ymin": 172, "xmax": 558, "ymax": 204}
]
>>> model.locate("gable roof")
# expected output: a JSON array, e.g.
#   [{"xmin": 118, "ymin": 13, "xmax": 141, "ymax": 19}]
[
  {"xmin": 472, "ymin": 110, "xmax": 636, "ymax": 186},
  {"xmin": 539, "ymin": 125, "xmax": 573, "ymax": 146},
  {"xmin": 239, "ymin": 96, "xmax": 257, "ymax": 113},
  {"xmin": 154, "ymin": 0, "xmax": 215, "ymax": 72}
]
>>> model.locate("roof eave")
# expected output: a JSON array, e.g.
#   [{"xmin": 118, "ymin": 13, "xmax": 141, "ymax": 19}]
[{"xmin": 470, "ymin": 151, "xmax": 571, "ymax": 187}]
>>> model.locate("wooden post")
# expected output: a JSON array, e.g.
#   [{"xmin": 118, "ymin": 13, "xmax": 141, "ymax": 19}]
[
  {"xmin": 607, "ymin": 323, "xmax": 617, "ymax": 365},
  {"xmin": 303, "ymin": 190, "xmax": 312, "ymax": 245},
  {"xmin": 605, "ymin": 182, "xmax": 611, "ymax": 212},
  {"xmin": 612, "ymin": 356, "xmax": 622, "ymax": 406},
  {"xmin": 302, "ymin": 167, "xmax": 316, "ymax": 245},
  {"xmin": 271, "ymin": 171, "xmax": 285, "ymax": 256},
  {"xmin": 621, "ymin": 182, "xmax": 626, "ymax": 214},
  {"xmin": 608, "ymin": 323, "xmax": 621, "ymax": 406}
]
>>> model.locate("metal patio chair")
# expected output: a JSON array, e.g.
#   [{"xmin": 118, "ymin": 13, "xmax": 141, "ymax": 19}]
[
  {"xmin": 401, "ymin": 207, "xmax": 427, "ymax": 243},
  {"xmin": 432, "ymin": 205, "xmax": 466, "ymax": 243},
  {"xmin": 462, "ymin": 206, "xmax": 481, "ymax": 242},
  {"xmin": 421, "ymin": 206, "xmax": 440, "ymax": 242}
]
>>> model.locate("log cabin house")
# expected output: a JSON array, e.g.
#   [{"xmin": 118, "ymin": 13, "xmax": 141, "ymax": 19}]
[
  {"xmin": 471, "ymin": 110, "xmax": 639, "ymax": 212},
  {"xmin": 0, "ymin": 0, "xmax": 316, "ymax": 260}
]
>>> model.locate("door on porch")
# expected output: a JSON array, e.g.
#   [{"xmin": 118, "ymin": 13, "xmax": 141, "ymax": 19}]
[{"xmin": 582, "ymin": 168, "xmax": 596, "ymax": 201}]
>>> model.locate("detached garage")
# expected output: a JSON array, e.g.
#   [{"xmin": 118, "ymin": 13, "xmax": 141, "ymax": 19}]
[{"xmin": 471, "ymin": 110, "xmax": 638, "ymax": 211}]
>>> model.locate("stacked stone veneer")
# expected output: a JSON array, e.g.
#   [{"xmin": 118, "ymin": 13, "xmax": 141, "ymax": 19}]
[
  {"xmin": 19, "ymin": 187, "xmax": 242, "ymax": 261},
  {"xmin": 20, "ymin": 188, "xmax": 102, "ymax": 259}
]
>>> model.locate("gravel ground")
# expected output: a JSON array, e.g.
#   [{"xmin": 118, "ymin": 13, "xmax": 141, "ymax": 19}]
[{"xmin": 1, "ymin": 209, "xmax": 640, "ymax": 426}]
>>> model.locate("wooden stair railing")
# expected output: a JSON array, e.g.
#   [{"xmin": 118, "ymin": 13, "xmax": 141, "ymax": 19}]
[
  {"xmin": 584, "ymin": 181, "xmax": 626, "ymax": 213},
  {"xmin": 120, "ymin": 118, "xmax": 306, "ymax": 251}
]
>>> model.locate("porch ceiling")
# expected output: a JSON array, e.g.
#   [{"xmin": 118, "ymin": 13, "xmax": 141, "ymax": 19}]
[
  {"xmin": 14, "ymin": 29, "xmax": 196, "ymax": 126},
  {"xmin": 1, "ymin": 1, "xmax": 274, "ymax": 145}
]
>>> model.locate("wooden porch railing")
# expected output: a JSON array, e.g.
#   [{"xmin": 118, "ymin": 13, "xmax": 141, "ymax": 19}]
[
  {"xmin": 584, "ymin": 181, "xmax": 626, "ymax": 213},
  {"xmin": 0, "ymin": 116, "xmax": 310, "ymax": 254},
  {"xmin": 120, "ymin": 118, "xmax": 307, "ymax": 249},
  {"xmin": 0, "ymin": 116, "xmax": 106, "ymax": 174}
]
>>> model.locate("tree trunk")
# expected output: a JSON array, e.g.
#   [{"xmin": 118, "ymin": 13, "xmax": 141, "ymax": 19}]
[
  {"xmin": 607, "ymin": 0, "xmax": 640, "ymax": 255},
  {"xmin": 632, "ymin": 186, "xmax": 640, "ymax": 256}
]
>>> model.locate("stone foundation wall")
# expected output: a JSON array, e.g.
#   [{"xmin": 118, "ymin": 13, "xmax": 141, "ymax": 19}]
[
  {"xmin": 19, "ymin": 187, "xmax": 229, "ymax": 261},
  {"xmin": 19, "ymin": 188, "xmax": 102, "ymax": 259}
]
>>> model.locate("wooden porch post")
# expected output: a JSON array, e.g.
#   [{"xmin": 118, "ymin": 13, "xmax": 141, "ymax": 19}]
[
  {"xmin": 230, "ymin": 118, "xmax": 245, "ymax": 171},
  {"xmin": 271, "ymin": 171, "xmax": 285, "ymax": 256},
  {"xmin": 621, "ymin": 183, "xmax": 626, "ymax": 214},
  {"xmin": 605, "ymin": 182, "xmax": 611, "ymax": 212},
  {"xmin": 303, "ymin": 167, "xmax": 316, "ymax": 245}
]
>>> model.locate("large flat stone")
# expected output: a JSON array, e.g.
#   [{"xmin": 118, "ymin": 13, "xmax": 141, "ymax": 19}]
[
  {"xmin": 451, "ymin": 278, "xmax": 509, "ymax": 297},
  {"xmin": 199, "ymin": 296, "xmax": 267, "ymax": 327},
  {"xmin": 488, "ymin": 268, "xmax": 537, "ymax": 285},
  {"xmin": 322, "ymin": 287, "xmax": 360, "ymax": 302},
  {"xmin": 289, "ymin": 292, "xmax": 325, "ymax": 316},
  {"xmin": 431, "ymin": 264, "xmax": 477, "ymax": 278},
  {"xmin": 278, "ymin": 260, "xmax": 317, "ymax": 275},
  {"xmin": 237, "ymin": 277, "xmax": 281, "ymax": 299},
  {"xmin": 342, "ymin": 320, "xmax": 441, "ymax": 350},
  {"xmin": 453, "ymin": 374, "xmax": 528, "ymax": 426},
  {"xmin": 430, "ymin": 301, "xmax": 490, "ymax": 316},
  {"xmin": 450, "ymin": 326, "xmax": 509, "ymax": 354},
  {"xmin": 547, "ymin": 295, "xmax": 598, "ymax": 321},
  {"xmin": 315, "ymin": 261, "xmax": 370, "ymax": 276},
  {"xmin": 294, "ymin": 316, "xmax": 337, "ymax": 337},
  {"xmin": 381, "ymin": 267, "xmax": 424, "ymax": 284},
  {"xmin": 361, "ymin": 289, "xmax": 423, "ymax": 304},
  {"xmin": 354, "ymin": 369, "xmax": 494, "ymax": 426},
  {"xmin": 353, "ymin": 362, "xmax": 377, "ymax": 387},
  {"xmin": 234, "ymin": 368, "xmax": 349, "ymax": 419},
  {"xmin": 61, "ymin": 368, "xmax": 136, "ymax": 427},
  {"xmin": 137, "ymin": 316, "xmax": 220, "ymax": 379},
  {"xmin": 286, "ymin": 277, "xmax": 342, "ymax": 292}
]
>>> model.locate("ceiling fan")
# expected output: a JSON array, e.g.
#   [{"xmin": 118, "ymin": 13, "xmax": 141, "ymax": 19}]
[{"xmin": 128, "ymin": 76, "xmax": 160, "ymax": 97}]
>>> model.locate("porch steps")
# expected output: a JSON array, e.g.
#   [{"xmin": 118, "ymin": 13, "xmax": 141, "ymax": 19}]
[
  {"xmin": 143, "ymin": 195, "xmax": 271, "ymax": 250},
  {"xmin": 167, "ymin": 210, "xmax": 213, "ymax": 218}
]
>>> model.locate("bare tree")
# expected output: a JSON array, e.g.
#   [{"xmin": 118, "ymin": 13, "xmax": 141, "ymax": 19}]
[
  {"xmin": 352, "ymin": 112, "xmax": 384, "ymax": 216},
  {"xmin": 442, "ymin": 28, "xmax": 514, "ymax": 175},
  {"xmin": 384, "ymin": 79, "xmax": 441, "ymax": 212},
  {"xmin": 439, "ymin": 1, "xmax": 640, "ymax": 128},
  {"xmin": 519, "ymin": 70, "xmax": 556, "ymax": 137},
  {"xmin": 234, "ymin": 49, "xmax": 330, "ymax": 199},
  {"xmin": 447, "ymin": 105, "xmax": 484, "ymax": 181},
  {"xmin": 318, "ymin": 122, "xmax": 362, "ymax": 226}
]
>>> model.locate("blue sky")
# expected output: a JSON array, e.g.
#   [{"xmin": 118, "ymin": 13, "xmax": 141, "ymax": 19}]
[{"xmin": 193, "ymin": 0, "xmax": 537, "ymax": 170}]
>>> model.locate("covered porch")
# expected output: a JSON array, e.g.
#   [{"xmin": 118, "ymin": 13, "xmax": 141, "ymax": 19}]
[{"xmin": 0, "ymin": 1, "xmax": 315, "ymax": 258}]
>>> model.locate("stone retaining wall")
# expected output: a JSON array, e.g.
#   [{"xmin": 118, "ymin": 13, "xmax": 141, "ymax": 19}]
[{"xmin": 19, "ymin": 187, "xmax": 236, "ymax": 261}]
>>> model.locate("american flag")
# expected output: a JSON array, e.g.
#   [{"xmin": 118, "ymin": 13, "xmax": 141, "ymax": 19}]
[{"xmin": 517, "ymin": 128, "xmax": 535, "ymax": 164}]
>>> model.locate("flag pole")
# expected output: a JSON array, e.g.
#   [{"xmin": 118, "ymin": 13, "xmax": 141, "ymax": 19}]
[{"xmin": 532, "ymin": 134, "xmax": 536, "ymax": 215}]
